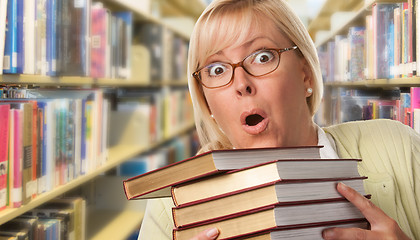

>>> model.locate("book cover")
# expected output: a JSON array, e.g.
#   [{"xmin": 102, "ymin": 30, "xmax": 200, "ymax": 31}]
[
  {"xmin": 171, "ymin": 158, "xmax": 362, "ymax": 207},
  {"xmin": 0, "ymin": 104, "xmax": 10, "ymax": 210},
  {"xmin": 3, "ymin": 0, "xmax": 18, "ymax": 73},
  {"xmin": 172, "ymin": 177, "xmax": 367, "ymax": 228},
  {"xmin": 0, "ymin": 0, "xmax": 9, "ymax": 74},
  {"xmin": 173, "ymin": 200, "xmax": 365, "ymax": 240},
  {"xmin": 123, "ymin": 146, "xmax": 323, "ymax": 200}
]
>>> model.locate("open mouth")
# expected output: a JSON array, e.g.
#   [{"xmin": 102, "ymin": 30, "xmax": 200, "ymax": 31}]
[
  {"xmin": 241, "ymin": 109, "xmax": 268, "ymax": 135},
  {"xmin": 246, "ymin": 114, "xmax": 264, "ymax": 126}
]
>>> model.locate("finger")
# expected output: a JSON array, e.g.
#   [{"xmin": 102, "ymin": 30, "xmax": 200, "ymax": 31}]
[
  {"xmin": 337, "ymin": 182, "xmax": 387, "ymax": 225},
  {"xmin": 322, "ymin": 227, "xmax": 373, "ymax": 240},
  {"xmin": 189, "ymin": 228, "xmax": 219, "ymax": 240}
]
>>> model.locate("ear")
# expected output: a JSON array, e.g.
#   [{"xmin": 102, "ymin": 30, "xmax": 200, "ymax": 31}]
[{"xmin": 301, "ymin": 59, "xmax": 313, "ymax": 97}]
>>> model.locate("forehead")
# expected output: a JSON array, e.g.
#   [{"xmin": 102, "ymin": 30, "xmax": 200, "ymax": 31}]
[{"xmin": 196, "ymin": 10, "xmax": 289, "ymax": 67}]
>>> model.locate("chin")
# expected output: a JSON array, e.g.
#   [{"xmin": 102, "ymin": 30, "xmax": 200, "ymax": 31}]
[{"xmin": 234, "ymin": 138, "xmax": 285, "ymax": 149}]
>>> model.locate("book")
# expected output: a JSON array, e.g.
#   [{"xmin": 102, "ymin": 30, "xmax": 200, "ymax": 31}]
[
  {"xmin": 123, "ymin": 146, "xmax": 322, "ymax": 200},
  {"xmin": 0, "ymin": 0, "xmax": 8, "ymax": 74},
  {"xmin": 9, "ymin": 108, "xmax": 23, "ymax": 208},
  {"xmin": 171, "ymin": 158, "xmax": 361, "ymax": 207},
  {"xmin": 228, "ymin": 220, "xmax": 368, "ymax": 240},
  {"xmin": 0, "ymin": 216, "xmax": 38, "ymax": 240},
  {"xmin": 173, "ymin": 200, "xmax": 365, "ymax": 240},
  {"xmin": 0, "ymin": 104, "xmax": 10, "ymax": 210},
  {"xmin": 90, "ymin": 3, "xmax": 109, "ymax": 78},
  {"xmin": 3, "ymin": 0, "xmax": 17, "ymax": 73},
  {"xmin": 172, "ymin": 177, "xmax": 366, "ymax": 228},
  {"xmin": 9, "ymin": 102, "xmax": 34, "ymax": 205}
]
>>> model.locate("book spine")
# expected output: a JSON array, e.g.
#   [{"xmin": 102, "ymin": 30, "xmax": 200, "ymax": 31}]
[
  {"xmin": 0, "ymin": 0, "xmax": 8, "ymax": 74},
  {"xmin": 23, "ymin": 0, "xmax": 36, "ymax": 74},
  {"xmin": 13, "ymin": 109, "xmax": 23, "ymax": 208},
  {"xmin": 0, "ymin": 105, "xmax": 10, "ymax": 210},
  {"xmin": 3, "ymin": 0, "xmax": 18, "ymax": 73}
]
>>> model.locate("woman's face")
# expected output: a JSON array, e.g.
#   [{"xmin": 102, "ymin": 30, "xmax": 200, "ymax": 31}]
[{"xmin": 202, "ymin": 21, "xmax": 315, "ymax": 149}]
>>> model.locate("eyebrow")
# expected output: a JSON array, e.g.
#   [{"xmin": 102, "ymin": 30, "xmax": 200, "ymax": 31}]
[{"xmin": 213, "ymin": 36, "xmax": 279, "ymax": 57}]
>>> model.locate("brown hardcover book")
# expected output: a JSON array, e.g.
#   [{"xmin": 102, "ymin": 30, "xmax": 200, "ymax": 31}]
[
  {"xmin": 123, "ymin": 146, "xmax": 322, "ymax": 200},
  {"xmin": 173, "ymin": 200, "xmax": 365, "ymax": 240},
  {"xmin": 172, "ymin": 177, "xmax": 366, "ymax": 228},
  {"xmin": 171, "ymin": 158, "xmax": 361, "ymax": 207},
  {"xmin": 229, "ymin": 220, "xmax": 368, "ymax": 240}
]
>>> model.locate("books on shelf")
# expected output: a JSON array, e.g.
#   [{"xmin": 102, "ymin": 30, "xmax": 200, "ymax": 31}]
[
  {"xmin": 0, "ymin": 88, "xmax": 109, "ymax": 211},
  {"xmin": 123, "ymin": 146, "xmax": 323, "ymax": 200}
]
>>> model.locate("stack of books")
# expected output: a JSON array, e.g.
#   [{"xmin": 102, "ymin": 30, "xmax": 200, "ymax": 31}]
[{"xmin": 123, "ymin": 146, "xmax": 368, "ymax": 240}]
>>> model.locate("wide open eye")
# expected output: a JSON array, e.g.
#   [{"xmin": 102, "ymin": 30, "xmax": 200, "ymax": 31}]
[
  {"xmin": 252, "ymin": 50, "xmax": 275, "ymax": 64},
  {"xmin": 205, "ymin": 63, "xmax": 229, "ymax": 77}
]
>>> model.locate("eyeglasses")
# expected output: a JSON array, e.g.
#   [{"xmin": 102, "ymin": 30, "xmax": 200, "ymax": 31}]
[{"xmin": 193, "ymin": 46, "xmax": 298, "ymax": 89}]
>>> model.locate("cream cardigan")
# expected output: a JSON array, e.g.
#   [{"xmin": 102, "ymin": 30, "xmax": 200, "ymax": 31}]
[{"xmin": 138, "ymin": 119, "xmax": 420, "ymax": 239}]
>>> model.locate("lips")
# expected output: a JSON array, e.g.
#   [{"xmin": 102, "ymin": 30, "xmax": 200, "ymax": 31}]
[{"xmin": 240, "ymin": 109, "xmax": 268, "ymax": 135}]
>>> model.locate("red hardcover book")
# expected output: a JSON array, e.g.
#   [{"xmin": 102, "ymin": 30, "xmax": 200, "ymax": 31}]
[
  {"xmin": 172, "ymin": 177, "xmax": 367, "ymax": 228},
  {"xmin": 122, "ymin": 146, "xmax": 323, "ymax": 200},
  {"xmin": 226, "ymin": 220, "xmax": 368, "ymax": 240},
  {"xmin": 171, "ymin": 158, "xmax": 362, "ymax": 207},
  {"xmin": 0, "ymin": 104, "xmax": 10, "ymax": 210},
  {"xmin": 173, "ymin": 200, "xmax": 366, "ymax": 240}
]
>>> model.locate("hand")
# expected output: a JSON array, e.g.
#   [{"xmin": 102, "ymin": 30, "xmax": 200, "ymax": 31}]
[
  {"xmin": 322, "ymin": 182, "xmax": 411, "ymax": 240},
  {"xmin": 189, "ymin": 228, "xmax": 219, "ymax": 240}
]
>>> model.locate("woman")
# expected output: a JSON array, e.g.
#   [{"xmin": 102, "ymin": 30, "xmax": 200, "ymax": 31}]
[{"xmin": 138, "ymin": 0, "xmax": 420, "ymax": 239}]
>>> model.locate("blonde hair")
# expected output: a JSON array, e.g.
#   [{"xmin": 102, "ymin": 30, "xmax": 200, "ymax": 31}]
[{"xmin": 188, "ymin": 0, "xmax": 323, "ymax": 153}]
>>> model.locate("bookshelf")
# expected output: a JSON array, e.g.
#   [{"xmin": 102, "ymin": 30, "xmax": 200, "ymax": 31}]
[
  {"xmin": 0, "ymin": 121, "xmax": 195, "ymax": 226},
  {"xmin": 310, "ymin": 0, "xmax": 420, "ymax": 126},
  {"xmin": 0, "ymin": 0, "xmax": 204, "ymax": 238}
]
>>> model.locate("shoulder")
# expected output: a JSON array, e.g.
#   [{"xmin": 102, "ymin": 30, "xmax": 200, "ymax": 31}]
[{"xmin": 324, "ymin": 119, "xmax": 414, "ymax": 142}]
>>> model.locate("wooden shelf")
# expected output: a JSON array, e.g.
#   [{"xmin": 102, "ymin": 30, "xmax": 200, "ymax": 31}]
[
  {"xmin": 0, "ymin": 122, "xmax": 195, "ymax": 225},
  {"xmin": 0, "ymin": 74, "xmax": 188, "ymax": 88},
  {"xmin": 324, "ymin": 78, "xmax": 420, "ymax": 88},
  {"xmin": 100, "ymin": 0, "xmax": 205, "ymax": 39}
]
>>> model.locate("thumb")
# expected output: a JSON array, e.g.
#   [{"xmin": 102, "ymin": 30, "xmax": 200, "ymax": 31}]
[{"xmin": 189, "ymin": 228, "xmax": 219, "ymax": 240}]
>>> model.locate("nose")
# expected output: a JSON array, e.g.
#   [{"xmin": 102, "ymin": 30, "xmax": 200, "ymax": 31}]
[{"xmin": 232, "ymin": 67, "xmax": 255, "ymax": 96}]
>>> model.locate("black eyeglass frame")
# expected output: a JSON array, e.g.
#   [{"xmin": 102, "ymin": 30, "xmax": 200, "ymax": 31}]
[{"xmin": 192, "ymin": 46, "xmax": 299, "ymax": 89}]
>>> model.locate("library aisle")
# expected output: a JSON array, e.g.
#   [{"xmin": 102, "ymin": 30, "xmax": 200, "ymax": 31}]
[
  {"xmin": 0, "ymin": 0, "xmax": 205, "ymax": 239},
  {"xmin": 1, "ymin": 0, "xmax": 420, "ymax": 239}
]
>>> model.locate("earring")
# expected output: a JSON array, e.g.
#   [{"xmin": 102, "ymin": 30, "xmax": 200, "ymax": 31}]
[
  {"xmin": 211, "ymin": 114, "xmax": 215, "ymax": 119},
  {"xmin": 307, "ymin": 88, "xmax": 313, "ymax": 94}
]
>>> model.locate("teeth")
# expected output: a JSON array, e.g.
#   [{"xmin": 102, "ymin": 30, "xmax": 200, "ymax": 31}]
[{"xmin": 246, "ymin": 114, "xmax": 264, "ymax": 126}]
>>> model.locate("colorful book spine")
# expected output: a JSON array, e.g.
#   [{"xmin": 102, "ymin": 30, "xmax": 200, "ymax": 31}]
[
  {"xmin": 0, "ymin": 0, "xmax": 8, "ymax": 74},
  {"xmin": 411, "ymin": 87, "xmax": 420, "ymax": 127},
  {"xmin": 12, "ymin": 108, "xmax": 23, "ymax": 208},
  {"xmin": 90, "ymin": 4, "xmax": 108, "ymax": 78},
  {"xmin": 47, "ymin": 0, "xmax": 58, "ymax": 76},
  {"xmin": 3, "ymin": 0, "xmax": 18, "ymax": 73},
  {"xmin": 15, "ymin": 0, "xmax": 24, "ymax": 73},
  {"xmin": 0, "ymin": 104, "xmax": 10, "ymax": 210}
]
